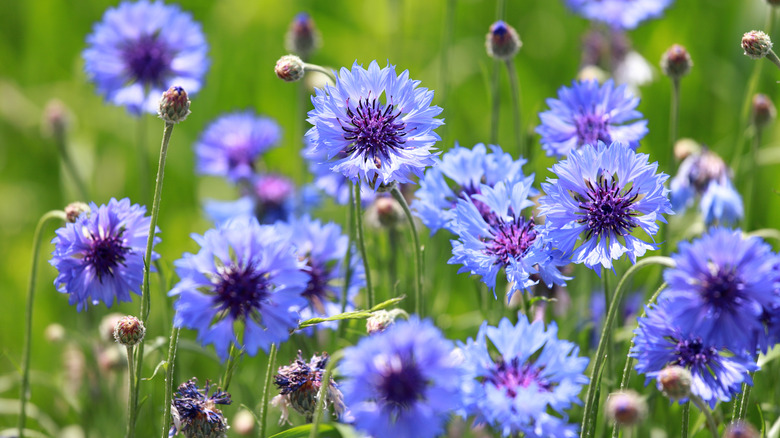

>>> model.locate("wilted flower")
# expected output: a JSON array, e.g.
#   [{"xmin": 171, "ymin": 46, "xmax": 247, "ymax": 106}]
[
  {"xmin": 272, "ymin": 351, "xmax": 346, "ymax": 423},
  {"xmin": 170, "ymin": 378, "xmax": 232, "ymax": 438}
]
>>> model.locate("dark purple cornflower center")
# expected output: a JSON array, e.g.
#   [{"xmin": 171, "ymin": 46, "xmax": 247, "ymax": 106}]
[
  {"xmin": 574, "ymin": 113, "xmax": 612, "ymax": 147},
  {"xmin": 85, "ymin": 228, "xmax": 130, "ymax": 281},
  {"xmin": 698, "ymin": 267, "xmax": 745, "ymax": 314},
  {"xmin": 484, "ymin": 215, "xmax": 538, "ymax": 264},
  {"xmin": 377, "ymin": 354, "xmax": 427, "ymax": 409},
  {"xmin": 303, "ymin": 261, "xmax": 334, "ymax": 315},
  {"xmin": 122, "ymin": 33, "xmax": 172, "ymax": 86},
  {"xmin": 485, "ymin": 357, "xmax": 553, "ymax": 398},
  {"xmin": 577, "ymin": 175, "xmax": 639, "ymax": 239},
  {"xmin": 213, "ymin": 263, "xmax": 270, "ymax": 321},
  {"xmin": 342, "ymin": 96, "xmax": 407, "ymax": 169},
  {"xmin": 673, "ymin": 336, "xmax": 717, "ymax": 368}
]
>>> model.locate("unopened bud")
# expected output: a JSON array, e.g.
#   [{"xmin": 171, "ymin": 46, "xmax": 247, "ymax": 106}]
[
  {"xmin": 42, "ymin": 99, "xmax": 70, "ymax": 138},
  {"xmin": 657, "ymin": 365, "xmax": 692, "ymax": 401},
  {"xmin": 605, "ymin": 390, "xmax": 647, "ymax": 427},
  {"xmin": 285, "ymin": 12, "xmax": 321, "ymax": 59},
  {"xmin": 673, "ymin": 138, "xmax": 701, "ymax": 161},
  {"xmin": 65, "ymin": 202, "xmax": 90, "ymax": 223},
  {"xmin": 113, "ymin": 315, "xmax": 146, "ymax": 346},
  {"xmin": 275, "ymin": 55, "xmax": 305, "ymax": 82},
  {"xmin": 752, "ymin": 93, "xmax": 777, "ymax": 129},
  {"xmin": 366, "ymin": 309, "xmax": 407, "ymax": 335},
  {"xmin": 232, "ymin": 409, "xmax": 256, "ymax": 436},
  {"xmin": 158, "ymin": 86, "xmax": 190, "ymax": 124},
  {"xmin": 366, "ymin": 196, "xmax": 404, "ymax": 229},
  {"xmin": 723, "ymin": 421, "xmax": 759, "ymax": 438},
  {"xmin": 486, "ymin": 21, "xmax": 522, "ymax": 60},
  {"xmin": 742, "ymin": 30, "xmax": 773, "ymax": 59},
  {"xmin": 661, "ymin": 44, "xmax": 693, "ymax": 80}
]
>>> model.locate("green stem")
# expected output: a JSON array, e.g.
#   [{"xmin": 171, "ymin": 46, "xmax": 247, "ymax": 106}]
[
  {"xmin": 354, "ymin": 182, "xmax": 374, "ymax": 308},
  {"xmin": 744, "ymin": 129, "xmax": 762, "ymax": 229},
  {"xmin": 125, "ymin": 346, "xmax": 136, "ymax": 438},
  {"xmin": 138, "ymin": 116, "xmax": 150, "ymax": 205},
  {"xmin": 440, "ymin": 0, "xmax": 455, "ymax": 105},
  {"xmin": 681, "ymin": 402, "xmax": 690, "ymax": 438},
  {"xmin": 496, "ymin": 0, "xmax": 506, "ymax": 19},
  {"xmin": 221, "ymin": 343, "xmax": 242, "ymax": 392},
  {"xmin": 747, "ymin": 228, "xmax": 780, "ymax": 242},
  {"xmin": 338, "ymin": 189, "xmax": 355, "ymax": 340},
  {"xmin": 133, "ymin": 121, "xmax": 174, "ymax": 436},
  {"xmin": 691, "ymin": 395, "xmax": 719, "ymax": 438},
  {"xmin": 490, "ymin": 60, "xmax": 501, "ymax": 145},
  {"xmin": 160, "ymin": 327, "xmax": 180, "ymax": 438},
  {"xmin": 391, "ymin": 185, "xmax": 423, "ymax": 316},
  {"xmin": 54, "ymin": 133, "xmax": 89, "ymax": 201},
  {"xmin": 736, "ymin": 380, "xmax": 753, "ymax": 420},
  {"xmin": 303, "ymin": 63, "xmax": 337, "ymax": 83},
  {"xmin": 257, "ymin": 343, "xmax": 277, "ymax": 438},
  {"xmin": 18, "ymin": 210, "xmax": 66, "ymax": 438},
  {"xmin": 388, "ymin": 226, "xmax": 399, "ymax": 296},
  {"xmin": 581, "ymin": 256, "xmax": 676, "ymax": 437},
  {"xmin": 602, "ymin": 273, "xmax": 613, "ymax": 375},
  {"xmin": 669, "ymin": 78, "xmax": 680, "ymax": 172},
  {"xmin": 310, "ymin": 351, "xmax": 343, "ymax": 438},
  {"xmin": 765, "ymin": 49, "xmax": 780, "ymax": 71},
  {"xmin": 504, "ymin": 59, "xmax": 526, "ymax": 157}
]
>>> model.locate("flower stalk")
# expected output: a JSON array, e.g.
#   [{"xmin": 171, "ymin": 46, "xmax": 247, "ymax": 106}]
[
  {"xmin": 257, "ymin": 343, "xmax": 277, "ymax": 438},
  {"xmin": 391, "ymin": 185, "xmax": 423, "ymax": 316},
  {"xmin": 354, "ymin": 182, "xmax": 374, "ymax": 308}
]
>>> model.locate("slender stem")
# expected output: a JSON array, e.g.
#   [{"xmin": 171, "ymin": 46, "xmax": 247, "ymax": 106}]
[
  {"xmin": 602, "ymin": 273, "xmax": 613, "ymax": 376},
  {"xmin": 388, "ymin": 226, "xmax": 399, "ymax": 295},
  {"xmin": 736, "ymin": 380, "xmax": 753, "ymax": 420},
  {"xmin": 125, "ymin": 346, "xmax": 136, "ymax": 438},
  {"xmin": 391, "ymin": 185, "xmax": 423, "ymax": 316},
  {"xmin": 681, "ymin": 402, "xmax": 690, "ymax": 438},
  {"xmin": 581, "ymin": 256, "xmax": 676, "ymax": 437},
  {"xmin": 138, "ymin": 116, "xmax": 150, "ymax": 205},
  {"xmin": 691, "ymin": 395, "xmax": 719, "ymax": 438},
  {"xmin": 669, "ymin": 78, "xmax": 680, "ymax": 171},
  {"xmin": 440, "ymin": 0, "xmax": 455, "ymax": 105},
  {"xmin": 54, "ymin": 133, "xmax": 89, "ymax": 201},
  {"xmin": 221, "ymin": 344, "xmax": 242, "ymax": 392},
  {"xmin": 133, "ymin": 121, "xmax": 174, "ymax": 435},
  {"xmin": 303, "ymin": 63, "xmax": 337, "ymax": 83},
  {"xmin": 504, "ymin": 59, "xmax": 526, "ymax": 157},
  {"xmin": 490, "ymin": 60, "xmax": 501, "ymax": 145},
  {"xmin": 765, "ymin": 49, "xmax": 780, "ymax": 70},
  {"xmin": 310, "ymin": 351, "xmax": 343, "ymax": 438},
  {"xmin": 496, "ymin": 0, "xmax": 506, "ymax": 19},
  {"xmin": 354, "ymin": 182, "xmax": 374, "ymax": 308},
  {"xmin": 160, "ymin": 327, "xmax": 180, "ymax": 438},
  {"xmin": 745, "ymin": 129, "xmax": 762, "ymax": 229},
  {"xmin": 338, "ymin": 189, "xmax": 355, "ymax": 340},
  {"xmin": 18, "ymin": 210, "xmax": 66, "ymax": 438},
  {"xmin": 257, "ymin": 343, "xmax": 277, "ymax": 438}
]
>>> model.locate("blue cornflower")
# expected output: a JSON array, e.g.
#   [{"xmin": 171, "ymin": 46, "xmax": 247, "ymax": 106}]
[
  {"xmin": 169, "ymin": 378, "xmax": 231, "ymax": 437},
  {"xmin": 339, "ymin": 317, "xmax": 462, "ymax": 438},
  {"xmin": 413, "ymin": 143, "xmax": 534, "ymax": 235},
  {"xmin": 169, "ymin": 217, "xmax": 308, "ymax": 360},
  {"xmin": 459, "ymin": 315, "xmax": 588, "ymax": 437},
  {"xmin": 660, "ymin": 227, "xmax": 777, "ymax": 354},
  {"xmin": 305, "ymin": 60, "xmax": 443, "ymax": 190},
  {"xmin": 83, "ymin": 0, "xmax": 208, "ymax": 116},
  {"xmin": 564, "ymin": 0, "xmax": 674, "ymax": 30},
  {"xmin": 195, "ymin": 111, "xmax": 282, "ymax": 183},
  {"xmin": 539, "ymin": 141, "xmax": 672, "ymax": 273},
  {"xmin": 700, "ymin": 180, "xmax": 744, "ymax": 225},
  {"xmin": 274, "ymin": 215, "xmax": 364, "ymax": 331},
  {"xmin": 302, "ymin": 136, "xmax": 376, "ymax": 206},
  {"xmin": 449, "ymin": 180, "xmax": 570, "ymax": 299},
  {"xmin": 536, "ymin": 80, "xmax": 648, "ymax": 157},
  {"xmin": 631, "ymin": 301, "xmax": 759, "ymax": 408},
  {"xmin": 50, "ymin": 198, "xmax": 159, "ymax": 311}
]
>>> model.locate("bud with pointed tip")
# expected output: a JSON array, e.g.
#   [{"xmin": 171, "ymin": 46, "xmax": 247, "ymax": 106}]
[
  {"xmin": 158, "ymin": 86, "xmax": 191, "ymax": 124},
  {"xmin": 742, "ymin": 30, "xmax": 773, "ymax": 59},
  {"xmin": 486, "ymin": 21, "xmax": 522, "ymax": 60},
  {"xmin": 661, "ymin": 44, "xmax": 693, "ymax": 80},
  {"xmin": 65, "ymin": 202, "xmax": 90, "ymax": 223},
  {"xmin": 275, "ymin": 55, "xmax": 305, "ymax": 82},
  {"xmin": 752, "ymin": 93, "xmax": 776, "ymax": 129},
  {"xmin": 657, "ymin": 365, "xmax": 692, "ymax": 401},
  {"xmin": 113, "ymin": 315, "xmax": 146, "ymax": 346}
]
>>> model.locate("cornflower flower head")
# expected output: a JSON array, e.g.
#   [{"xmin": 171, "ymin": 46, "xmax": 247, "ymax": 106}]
[
  {"xmin": 564, "ymin": 0, "xmax": 675, "ymax": 30},
  {"xmin": 274, "ymin": 215, "xmax": 364, "ymax": 331},
  {"xmin": 536, "ymin": 79, "xmax": 647, "ymax": 157},
  {"xmin": 195, "ymin": 111, "xmax": 282, "ymax": 183},
  {"xmin": 169, "ymin": 217, "xmax": 308, "ymax": 360},
  {"xmin": 339, "ymin": 317, "xmax": 462, "ymax": 438},
  {"xmin": 305, "ymin": 60, "xmax": 443, "ymax": 190},
  {"xmin": 631, "ymin": 301, "xmax": 759, "ymax": 408},
  {"xmin": 670, "ymin": 148, "xmax": 742, "ymax": 225},
  {"xmin": 272, "ymin": 351, "xmax": 346, "ymax": 424},
  {"xmin": 302, "ymin": 136, "xmax": 376, "ymax": 206},
  {"xmin": 83, "ymin": 0, "xmax": 208, "ymax": 115},
  {"xmin": 449, "ymin": 180, "xmax": 570, "ymax": 299},
  {"xmin": 413, "ymin": 142, "xmax": 534, "ymax": 235},
  {"xmin": 661, "ymin": 227, "xmax": 778, "ymax": 354},
  {"xmin": 50, "ymin": 198, "xmax": 159, "ymax": 311},
  {"xmin": 539, "ymin": 141, "xmax": 672, "ymax": 274},
  {"xmin": 459, "ymin": 315, "xmax": 589, "ymax": 437},
  {"xmin": 169, "ymin": 378, "xmax": 232, "ymax": 438}
]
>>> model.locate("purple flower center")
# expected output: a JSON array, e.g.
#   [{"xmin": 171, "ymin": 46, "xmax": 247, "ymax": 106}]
[
  {"xmin": 485, "ymin": 215, "xmax": 538, "ymax": 264},
  {"xmin": 698, "ymin": 267, "xmax": 744, "ymax": 313},
  {"xmin": 122, "ymin": 34, "xmax": 172, "ymax": 86},
  {"xmin": 578, "ymin": 175, "xmax": 639, "ymax": 239},
  {"xmin": 673, "ymin": 337, "xmax": 717, "ymax": 368},
  {"xmin": 213, "ymin": 264, "xmax": 270, "ymax": 321},
  {"xmin": 485, "ymin": 357, "xmax": 553, "ymax": 398},
  {"xmin": 376, "ymin": 354, "xmax": 426, "ymax": 409},
  {"xmin": 342, "ymin": 97, "xmax": 407, "ymax": 169},
  {"xmin": 574, "ymin": 113, "xmax": 612, "ymax": 147},
  {"xmin": 85, "ymin": 229, "xmax": 129, "ymax": 281},
  {"xmin": 303, "ymin": 261, "xmax": 334, "ymax": 315},
  {"xmin": 172, "ymin": 379, "xmax": 231, "ymax": 431}
]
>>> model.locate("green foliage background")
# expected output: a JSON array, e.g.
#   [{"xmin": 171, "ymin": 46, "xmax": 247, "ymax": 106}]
[{"xmin": 1, "ymin": 0, "xmax": 779, "ymax": 436}]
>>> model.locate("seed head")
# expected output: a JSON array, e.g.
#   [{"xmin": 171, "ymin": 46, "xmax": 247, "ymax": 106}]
[
  {"xmin": 486, "ymin": 21, "xmax": 522, "ymax": 60},
  {"xmin": 158, "ymin": 86, "xmax": 191, "ymax": 124},
  {"xmin": 275, "ymin": 55, "xmax": 305, "ymax": 82},
  {"xmin": 605, "ymin": 390, "xmax": 647, "ymax": 427},
  {"xmin": 752, "ymin": 93, "xmax": 777, "ymax": 129},
  {"xmin": 113, "ymin": 315, "xmax": 146, "ymax": 346},
  {"xmin": 661, "ymin": 44, "xmax": 693, "ymax": 80},
  {"xmin": 742, "ymin": 30, "xmax": 773, "ymax": 59},
  {"xmin": 657, "ymin": 365, "xmax": 692, "ymax": 401}
]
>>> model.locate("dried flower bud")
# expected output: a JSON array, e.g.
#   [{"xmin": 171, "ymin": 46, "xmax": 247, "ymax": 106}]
[
  {"xmin": 113, "ymin": 315, "xmax": 145, "ymax": 346},
  {"xmin": 158, "ymin": 86, "xmax": 190, "ymax": 124},
  {"xmin": 752, "ymin": 93, "xmax": 777, "ymax": 129},
  {"xmin": 366, "ymin": 309, "xmax": 407, "ymax": 334},
  {"xmin": 275, "ymin": 55, "xmax": 305, "ymax": 82},
  {"xmin": 285, "ymin": 12, "xmax": 321, "ymax": 59},
  {"xmin": 657, "ymin": 365, "xmax": 692, "ymax": 401},
  {"xmin": 486, "ymin": 21, "xmax": 522, "ymax": 60},
  {"xmin": 605, "ymin": 390, "xmax": 647, "ymax": 426},
  {"xmin": 661, "ymin": 44, "xmax": 693, "ymax": 80},
  {"xmin": 65, "ymin": 202, "xmax": 90, "ymax": 223},
  {"xmin": 723, "ymin": 421, "xmax": 760, "ymax": 438},
  {"xmin": 273, "ymin": 351, "xmax": 346, "ymax": 423},
  {"xmin": 742, "ymin": 30, "xmax": 773, "ymax": 59}
]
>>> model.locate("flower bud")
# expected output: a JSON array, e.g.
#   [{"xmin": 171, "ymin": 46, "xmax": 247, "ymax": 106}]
[
  {"xmin": 285, "ymin": 12, "xmax": 321, "ymax": 59},
  {"xmin": 673, "ymin": 138, "xmax": 701, "ymax": 161},
  {"xmin": 42, "ymin": 99, "xmax": 70, "ymax": 139},
  {"xmin": 158, "ymin": 86, "xmax": 191, "ymax": 124},
  {"xmin": 65, "ymin": 202, "xmax": 90, "ymax": 223},
  {"xmin": 657, "ymin": 365, "xmax": 692, "ymax": 401},
  {"xmin": 486, "ymin": 21, "xmax": 522, "ymax": 60},
  {"xmin": 365, "ymin": 196, "xmax": 404, "ymax": 229},
  {"xmin": 275, "ymin": 55, "xmax": 305, "ymax": 82},
  {"xmin": 661, "ymin": 44, "xmax": 693, "ymax": 80},
  {"xmin": 232, "ymin": 409, "xmax": 255, "ymax": 436},
  {"xmin": 742, "ymin": 30, "xmax": 773, "ymax": 59},
  {"xmin": 605, "ymin": 390, "xmax": 647, "ymax": 427},
  {"xmin": 366, "ymin": 309, "xmax": 407, "ymax": 335},
  {"xmin": 752, "ymin": 93, "xmax": 776, "ymax": 129},
  {"xmin": 723, "ymin": 421, "xmax": 759, "ymax": 438},
  {"xmin": 113, "ymin": 315, "xmax": 146, "ymax": 346}
]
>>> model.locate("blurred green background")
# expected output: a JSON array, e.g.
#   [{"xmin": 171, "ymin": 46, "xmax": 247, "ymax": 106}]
[{"xmin": 2, "ymin": 0, "xmax": 780, "ymax": 436}]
